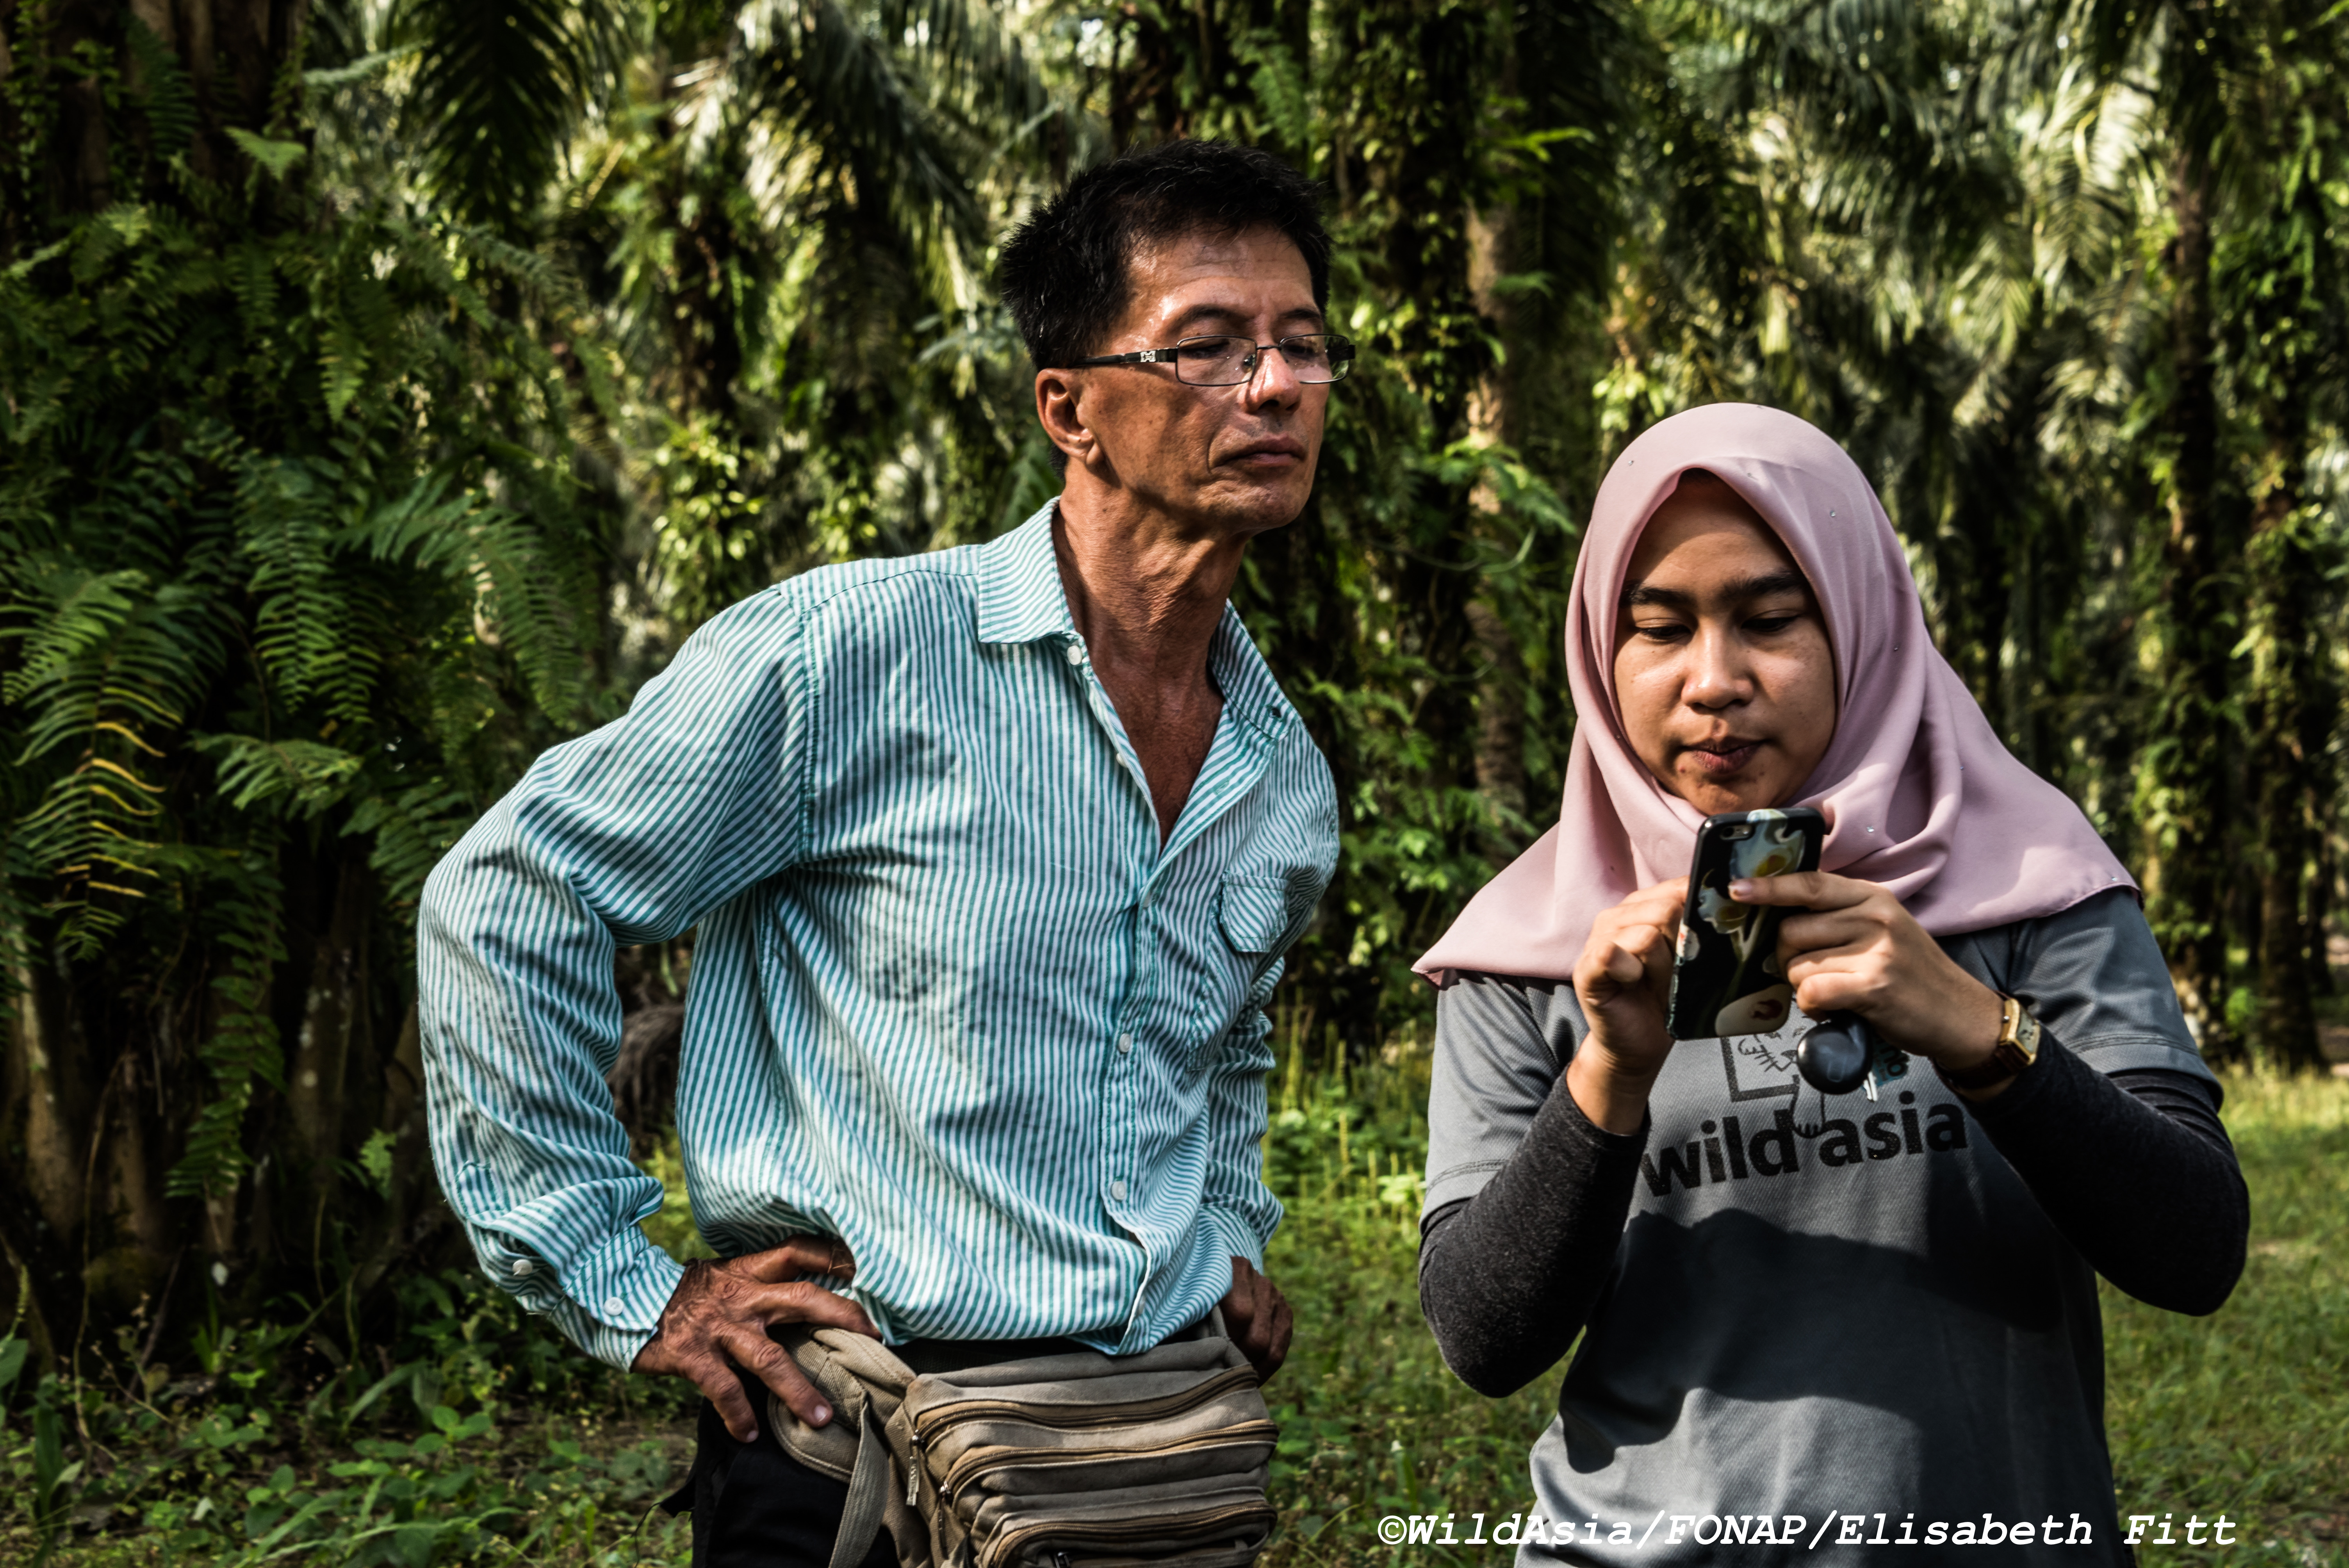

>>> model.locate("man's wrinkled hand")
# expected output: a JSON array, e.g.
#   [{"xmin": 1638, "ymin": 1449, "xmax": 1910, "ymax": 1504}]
[
  {"xmin": 1220, "ymin": 1256, "xmax": 1294, "ymax": 1384},
  {"xmin": 631, "ymin": 1235, "xmax": 876, "ymax": 1443}
]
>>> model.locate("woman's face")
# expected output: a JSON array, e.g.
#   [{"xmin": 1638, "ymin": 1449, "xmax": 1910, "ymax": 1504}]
[{"xmin": 1611, "ymin": 477, "xmax": 1837, "ymax": 815}]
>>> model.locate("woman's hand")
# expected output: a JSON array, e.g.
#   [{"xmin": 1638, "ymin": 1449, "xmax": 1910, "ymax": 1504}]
[
  {"xmin": 1734, "ymin": 871, "xmax": 2004, "ymax": 1080},
  {"xmin": 1567, "ymin": 877, "xmax": 1686, "ymax": 1135}
]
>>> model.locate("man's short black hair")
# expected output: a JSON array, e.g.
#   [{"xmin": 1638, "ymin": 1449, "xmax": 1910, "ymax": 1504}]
[{"xmin": 997, "ymin": 140, "xmax": 1331, "ymax": 374}]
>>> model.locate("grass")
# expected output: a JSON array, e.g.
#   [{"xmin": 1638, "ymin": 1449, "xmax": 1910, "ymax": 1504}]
[
  {"xmin": 2100, "ymin": 1071, "xmax": 2349, "ymax": 1565},
  {"xmin": 5, "ymin": 1046, "xmax": 2344, "ymax": 1566}
]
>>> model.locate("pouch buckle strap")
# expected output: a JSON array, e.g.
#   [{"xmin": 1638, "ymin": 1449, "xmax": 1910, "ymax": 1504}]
[{"xmin": 828, "ymin": 1405, "xmax": 893, "ymax": 1568}]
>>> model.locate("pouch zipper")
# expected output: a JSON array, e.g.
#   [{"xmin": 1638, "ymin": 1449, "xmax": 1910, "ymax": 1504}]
[
  {"xmin": 911, "ymin": 1365, "xmax": 1258, "ymax": 1447},
  {"xmin": 984, "ymin": 1499, "xmax": 1274, "ymax": 1568},
  {"xmin": 939, "ymin": 1419, "xmax": 1278, "ymax": 1504}
]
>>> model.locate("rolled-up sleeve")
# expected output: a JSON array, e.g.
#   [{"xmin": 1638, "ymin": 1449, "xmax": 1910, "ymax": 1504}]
[{"xmin": 417, "ymin": 590, "xmax": 812, "ymax": 1369}]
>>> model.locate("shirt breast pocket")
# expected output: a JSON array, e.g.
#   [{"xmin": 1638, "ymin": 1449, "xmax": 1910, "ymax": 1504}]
[
  {"xmin": 1216, "ymin": 876, "xmax": 1291, "ymax": 956},
  {"xmin": 1185, "ymin": 877, "xmax": 1293, "ymax": 1065}
]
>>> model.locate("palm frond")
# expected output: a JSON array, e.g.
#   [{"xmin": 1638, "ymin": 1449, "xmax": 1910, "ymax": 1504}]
[
  {"xmin": 738, "ymin": 0, "xmax": 985, "ymax": 248},
  {"xmin": 385, "ymin": 0, "xmax": 635, "ymax": 227}
]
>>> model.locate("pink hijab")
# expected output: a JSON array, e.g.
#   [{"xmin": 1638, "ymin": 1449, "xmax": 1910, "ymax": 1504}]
[{"xmin": 1415, "ymin": 403, "xmax": 2133, "ymax": 984}]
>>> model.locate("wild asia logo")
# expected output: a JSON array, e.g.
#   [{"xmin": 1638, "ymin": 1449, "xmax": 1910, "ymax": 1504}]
[{"xmin": 1641, "ymin": 1091, "xmax": 1969, "ymax": 1196}]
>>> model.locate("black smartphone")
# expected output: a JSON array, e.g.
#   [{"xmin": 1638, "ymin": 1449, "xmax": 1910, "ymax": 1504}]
[{"xmin": 1665, "ymin": 807, "xmax": 1827, "ymax": 1040}]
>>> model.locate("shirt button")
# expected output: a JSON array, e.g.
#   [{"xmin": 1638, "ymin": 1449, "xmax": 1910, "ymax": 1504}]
[
  {"xmin": 603, "ymin": 1296, "xmax": 625, "ymax": 1317},
  {"xmin": 1110, "ymin": 1180, "xmax": 1128, "ymax": 1201},
  {"xmin": 512, "ymin": 1259, "xmax": 535, "ymax": 1278},
  {"xmin": 1064, "ymin": 641, "xmax": 1086, "ymax": 666},
  {"xmin": 1117, "ymin": 1033, "xmax": 1133, "ymax": 1055}
]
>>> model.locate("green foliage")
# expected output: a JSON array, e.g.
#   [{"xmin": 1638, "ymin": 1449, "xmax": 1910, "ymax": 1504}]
[
  {"xmin": 385, "ymin": 0, "xmax": 635, "ymax": 228},
  {"xmin": 0, "ymin": 1, "xmax": 614, "ymax": 1317},
  {"xmin": 0, "ymin": 1269, "xmax": 694, "ymax": 1564},
  {"xmin": 166, "ymin": 850, "xmax": 289, "ymax": 1199}
]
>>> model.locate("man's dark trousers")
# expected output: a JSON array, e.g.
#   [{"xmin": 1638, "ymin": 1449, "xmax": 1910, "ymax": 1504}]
[{"xmin": 666, "ymin": 1371, "xmax": 891, "ymax": 1568}]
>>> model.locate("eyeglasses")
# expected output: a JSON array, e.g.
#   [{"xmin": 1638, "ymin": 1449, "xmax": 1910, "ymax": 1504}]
[{"xmin": 1064, "ymin": 333, "xmax": 1356, "ymax": 386}]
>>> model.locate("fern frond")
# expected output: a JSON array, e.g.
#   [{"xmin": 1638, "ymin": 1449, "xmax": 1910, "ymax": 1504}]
[
  {"xmin": 320, "ymin": 306, "xmax": 368, "ymax": 421},
  {"xmin": 0, "ymin": 567, "xmax": 150, "ymax": 717},
  {"xmin": 196, "ymin": 735, "xmax": 366, "ymax": 816},
  {"xmin": 165, "ymin": 846, "xmax": 288, "ymax": 1199},
  {"xmin": 124, "ymin": 17, "xmax": 200, "ymax": 159},
  {"xmin": 345, "ymin": 782, "xmax": 472, "ymax": 915},
  {"xmin": 236, "ymin": 455, "xmax": 357, "ymax": 715},
  {"xmin": 228, "ymin": 240, "xmax": 280, "ymax": 340},
  {"xmin": 1230, "ymin": 31, "xmax": 1311, "ymax": 154},
  {"xmin": 467, "ymin": 506, "xmax": 591, "ymax": 724},
  {"xmin": 341, "ymin": 473, "xmax": 478, "ymax": 567}
]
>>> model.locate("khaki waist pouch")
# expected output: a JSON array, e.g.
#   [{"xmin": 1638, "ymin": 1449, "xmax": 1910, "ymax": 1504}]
[{"xmin": 770, "ymin": 1319, "xmax": 1276, "ymax": 1568}]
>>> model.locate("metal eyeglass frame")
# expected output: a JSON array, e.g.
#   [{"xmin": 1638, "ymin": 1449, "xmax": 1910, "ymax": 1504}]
[{"xmin": 1063, "ymin": 333, "xmax": 1356, "ymax": 386}]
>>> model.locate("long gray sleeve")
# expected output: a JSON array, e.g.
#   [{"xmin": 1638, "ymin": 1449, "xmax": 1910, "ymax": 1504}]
[
  {"xmin": 1966, "ymin": 1045, "xmax": 2246, "ymax": 1313},
  {"xmin": 1417, "ymin": 1078, "xmax": 1647, "ymax": 1397}
]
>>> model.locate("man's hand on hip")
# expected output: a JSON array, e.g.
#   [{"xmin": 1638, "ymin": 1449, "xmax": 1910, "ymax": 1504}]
[
  {"xmin": 632, "ymin": 1236, "xmax": 875, "ymax": 1443},
  {"xmin": 1220, "ymin": 1256, "xmax": 1294, "ymax": 1384}
]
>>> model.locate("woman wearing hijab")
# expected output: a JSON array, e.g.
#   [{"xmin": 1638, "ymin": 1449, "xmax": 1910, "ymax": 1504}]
[{"xmin": 1415, "ymin": 404, "xmax": 2246, "ymax": 1563}]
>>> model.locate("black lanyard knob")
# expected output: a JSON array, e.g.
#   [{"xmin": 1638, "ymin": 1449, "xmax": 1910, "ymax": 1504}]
[{"xmin": 1797, "ymin": 1012, "xmax": 1876, "ymax": 1096}]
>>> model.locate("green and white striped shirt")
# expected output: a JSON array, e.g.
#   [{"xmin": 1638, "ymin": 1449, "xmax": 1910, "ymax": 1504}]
[{"xmin": 418, "ymin": 503, "xmax": 1338, "ymax": 1368}]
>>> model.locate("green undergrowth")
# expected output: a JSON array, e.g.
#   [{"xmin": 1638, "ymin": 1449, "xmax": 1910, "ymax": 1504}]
[
  {"xmin": 1256, "ymin": 1028, "xmax": 1556, "ymax": 1564},
  {"xmin": 2099, "ymin": 1071, "xmax": 2349, "ymax": 1566},
  {"xmin": 4, "ymin": 1055, "xmax": 2344, "ymax": 1565},
  {"xmin": 0, "ymin": 1271, "xmax": 697, "ymax": 1566}
]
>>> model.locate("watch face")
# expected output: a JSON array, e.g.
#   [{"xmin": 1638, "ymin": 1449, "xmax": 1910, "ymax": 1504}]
[{"xmin": 2009, "ymin": 1003, "xmax": 2042, "ymax": 1060}]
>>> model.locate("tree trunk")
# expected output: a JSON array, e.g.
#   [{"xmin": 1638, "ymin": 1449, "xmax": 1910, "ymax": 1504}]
[
  {"xmin": 0, "ymin": 956, "xmax": 90, "ymax": 1360},
  {"xmin": 2246, "ymin": 438, "xmax": 2330, "ymax": 1072},
  {"xmin": 2139, "ymin": 136, "xmax": 2239, "ymax": 1060},
  {"xmin": 1463, "ymin": 207, "xmax": 1528, "ymax": 852},
  {"xmin": 1462, "ymin": 598, "xmax": 1528, "ymax": 844},
  {"xmin": 2307, "ymin": 843, "xmax": 2335, "ymax": 1000}
]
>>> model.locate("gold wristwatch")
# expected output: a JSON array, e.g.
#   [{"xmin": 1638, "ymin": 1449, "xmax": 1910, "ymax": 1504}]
[{"xmin": 1938, "ymin": 994, "xmax": 2042, "ymax": 1092}]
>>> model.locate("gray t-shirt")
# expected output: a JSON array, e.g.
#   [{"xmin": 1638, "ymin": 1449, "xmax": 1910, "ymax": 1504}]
[{"xmin": 1423, "ymin": 889, "xmax": 2217, "ymax": 1564}]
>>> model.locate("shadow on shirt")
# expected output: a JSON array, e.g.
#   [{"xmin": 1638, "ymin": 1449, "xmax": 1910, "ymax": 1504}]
[{"xmin": 1556, "ymin": 1204, "xmax": 2102, "ymax": 1477}]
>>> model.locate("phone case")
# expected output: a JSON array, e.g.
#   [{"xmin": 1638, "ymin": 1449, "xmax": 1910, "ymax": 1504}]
[{"xmin": 1666, "ymin": 807, "xmax": 1826, "ymax": 1040}]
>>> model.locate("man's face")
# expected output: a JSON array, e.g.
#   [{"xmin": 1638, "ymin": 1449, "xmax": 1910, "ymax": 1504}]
[{"xmin": 1041, "ymin": 225, "xmax": 1327, "ymax": 538}]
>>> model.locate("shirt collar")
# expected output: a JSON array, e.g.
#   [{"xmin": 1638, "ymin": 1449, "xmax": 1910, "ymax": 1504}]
[
  {"xmin": 973, "ymin": 500, "xmax": 1078, "ymax": 645},
  {"xmin": 1206, "ymin": 609, "xmax": 1296, "ymax": 746},
  {"xmin": 972, "ymin": 497, "xmax": 1298, "ymax": 745}
]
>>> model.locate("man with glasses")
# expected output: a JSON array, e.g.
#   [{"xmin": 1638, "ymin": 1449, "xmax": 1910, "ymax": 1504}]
[{"xmin": 417, "ymin": 139, "xmax": 1344, "ymax": 1565}]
